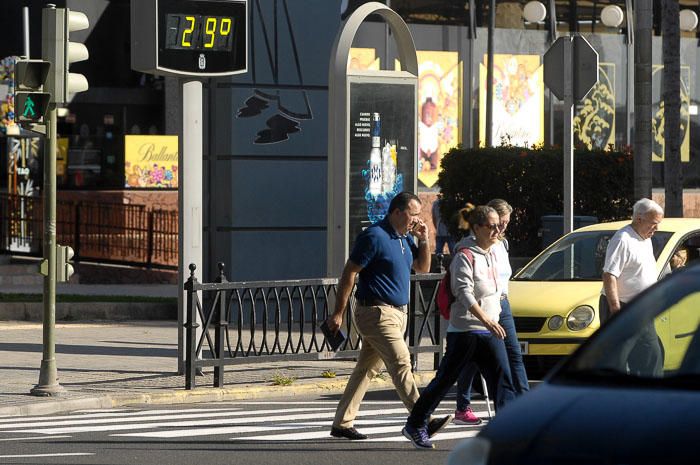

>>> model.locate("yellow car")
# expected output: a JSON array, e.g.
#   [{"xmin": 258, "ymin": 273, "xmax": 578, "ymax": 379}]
[{"xmin": 510, "ymin": 218, "xmax": 700, "ymax": 375}]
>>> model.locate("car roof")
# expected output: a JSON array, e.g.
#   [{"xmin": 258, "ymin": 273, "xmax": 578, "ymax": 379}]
[{"xmin": 574, "ymin": 218, "xmax": 700, "ymax": 235}]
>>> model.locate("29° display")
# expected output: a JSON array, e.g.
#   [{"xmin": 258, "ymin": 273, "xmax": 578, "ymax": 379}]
[
  {"xmin": 130, "ymin": 0, "xmax": 247, "ymax": 77},
  {"xmin": 165, "ymin": 14, "xmax": 234, "ymax": 52}
]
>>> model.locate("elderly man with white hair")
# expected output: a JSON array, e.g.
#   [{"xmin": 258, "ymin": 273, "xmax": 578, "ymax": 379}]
[{"xmin": 599, "ymin": 198, "xmax": 664, "ymax": 376}]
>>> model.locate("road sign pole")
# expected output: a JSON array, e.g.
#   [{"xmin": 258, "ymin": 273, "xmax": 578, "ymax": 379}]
[
  {"xmin": 544, "ymin": 35, "xmax": 598, "ymax": 237},
  {"xmin": 563, "ymin": 38, "xmax": 574, "ymax": 235}
]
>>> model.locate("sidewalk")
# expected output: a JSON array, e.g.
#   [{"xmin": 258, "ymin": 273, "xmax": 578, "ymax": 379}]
[{"xmin": 0, "ymin": 320, "xmax": 436, "ymax": 417}]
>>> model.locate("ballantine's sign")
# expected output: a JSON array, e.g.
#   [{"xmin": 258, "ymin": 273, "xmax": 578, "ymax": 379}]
[{"xmin": 124, "ymin": 135, "xmax": 178, "ymax": 188}]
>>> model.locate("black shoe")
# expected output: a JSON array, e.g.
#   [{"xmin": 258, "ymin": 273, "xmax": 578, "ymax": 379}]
[
  {"xmin": 330, "ymin": 426, "xmax": 368, "ymax": 440},
  {"xmin": 427, "ymin": 414, "xmax": 453, "ymax": 438}
]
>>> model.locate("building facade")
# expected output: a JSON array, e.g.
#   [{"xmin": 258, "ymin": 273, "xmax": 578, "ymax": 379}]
[{"xmin": 2, "ymin": 1, "xmax": 700, "ymax": 280}]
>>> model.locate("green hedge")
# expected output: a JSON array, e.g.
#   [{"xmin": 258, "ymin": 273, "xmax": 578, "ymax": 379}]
[{"xmin": 437, "ymin": 145, "xmax": 634, "ymax": 257}]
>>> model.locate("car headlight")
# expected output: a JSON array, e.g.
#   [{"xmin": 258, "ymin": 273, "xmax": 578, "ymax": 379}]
[
  {"xmin": 548, "ymin": 315, "xmax": 564, "ymax": 330},
  {"xmin": 567, "ymin": 305, "xmax": 595, "ymax": 331},
  {"xmin": 447, "ymin": 437, "xmax": 491, "ymax": 465}
]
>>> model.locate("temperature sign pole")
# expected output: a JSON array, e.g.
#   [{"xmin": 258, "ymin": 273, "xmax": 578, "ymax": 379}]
[{"xmin": 131, "ymin": 0, "xmax": 248, "ymax": 373}]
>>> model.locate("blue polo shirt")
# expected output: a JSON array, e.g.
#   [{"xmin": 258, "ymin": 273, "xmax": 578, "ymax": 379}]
[{"xmin": 349, "ymin": 218, "xmax": 418, "ymax": 306}]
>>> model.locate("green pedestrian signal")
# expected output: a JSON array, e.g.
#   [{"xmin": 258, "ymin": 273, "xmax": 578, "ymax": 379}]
[
  {"xmin": 15, "ymin": 91, "xmax": 51, "ymax": 123},
  {"xmin": 23, "ymin": 95, "xmax": 36, "ymax": 117},
  {"xmin": 14, "ymin": 59, "xmax": 52, "ymax": 123}
]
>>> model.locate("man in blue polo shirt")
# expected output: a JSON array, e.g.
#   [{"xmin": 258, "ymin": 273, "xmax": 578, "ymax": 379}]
[{"xmin": 326, "ymin": 192, "xmax": 451, "ymax": 440}]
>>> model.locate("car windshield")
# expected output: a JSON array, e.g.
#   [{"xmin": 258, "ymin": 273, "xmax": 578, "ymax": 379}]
[
  {"xmin": 514, "ymin": 231, "xmax": 672, "ymax": 281},
  {"xmin": 555, "ymin": 267, "xmax": 700, "ymax": 388}
]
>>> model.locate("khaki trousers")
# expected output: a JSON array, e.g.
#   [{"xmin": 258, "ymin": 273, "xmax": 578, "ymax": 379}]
[{"xmin": 332, "ymin": 304, "xmax": 420, "ymax": 428}]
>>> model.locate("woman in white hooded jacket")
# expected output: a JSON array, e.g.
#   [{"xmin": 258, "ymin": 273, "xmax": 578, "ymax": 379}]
[{"xmin": 403, "ymin": 206, "xmax": 516, "ymax": 449}]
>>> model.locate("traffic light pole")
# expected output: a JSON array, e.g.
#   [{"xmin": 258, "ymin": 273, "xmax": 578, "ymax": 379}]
[{"xmin": 31, "ymin": 102, "xmax": 64, "ymax": 396}]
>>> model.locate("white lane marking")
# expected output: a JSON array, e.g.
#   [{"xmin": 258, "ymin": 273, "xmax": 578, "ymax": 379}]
[
  {"xmin": 0, "ymin": 453, "xmax": 94, "ymax": 458},
  {"xmin": 427, "ymin": 430, "xmax": 481, "ymax": 441},
  {"xmin": 112, "ymin": 425, "xmax": 301, "ymax": 439},
  {"xmin": 0, "ymin": 407, "xmax": 330, "ymax": 430},
  {"xmin": 365, "ymin": 430, "xmax": 480, "ymax": 442},
  {"xmin": 234, "ymin": 421, "xmax": 479, "ymax": 442},
  {"xmin": 0, "ymin": 408, "xmax": 241, "ymax": 425},
  {"xmin": 71, "ymin": 409, "xmax": 133, "ymax": 414},
  {"xmin": 235, "ymin": 400, "xmax": 489, "ymax": 405},
  {"xmin": 15, "ymin": 408, "xmax": 386, "ymax": 435},
  {"xmin": 0, "ymin": 435, "xmax": 71, "ymax": 441},
  {"xmin": 237, "ymin": 424, "xmax": 407, "ymax": 441},
  {"xmin": 109, "ymin": 410, "xmax": 454, "ymax": 439}
]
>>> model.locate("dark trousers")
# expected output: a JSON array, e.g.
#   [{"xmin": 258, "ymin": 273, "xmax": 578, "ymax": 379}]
[
  {"xmin": 435, "ymin": 235, "xmax": 456, "ymax": 255},
  {"xmin": 598, "ymin": 295, "xmax": 663, "ymax": 376},
  {"xmin": 407, "ymin": 331, "xmax": 516, "ymax": 429},
  {"xmin": 456, "ymin": 297, "xmax": 528, "ymax": 411}
]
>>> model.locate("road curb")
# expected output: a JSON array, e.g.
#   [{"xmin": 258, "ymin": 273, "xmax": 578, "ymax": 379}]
[{"xmin": 0, "ymin": 371, "xmax": 436, "ymax": 417}]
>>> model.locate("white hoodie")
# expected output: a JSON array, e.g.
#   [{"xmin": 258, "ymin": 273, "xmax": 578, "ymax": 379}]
[{"xmin": 448, "ymin": 236, "xmax": 501, "ymax": 332}]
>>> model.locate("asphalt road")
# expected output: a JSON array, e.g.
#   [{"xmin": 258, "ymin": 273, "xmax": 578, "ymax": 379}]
[{"xmin": 0, "ymin": 389, "xmax": 489, "ymax": 465}]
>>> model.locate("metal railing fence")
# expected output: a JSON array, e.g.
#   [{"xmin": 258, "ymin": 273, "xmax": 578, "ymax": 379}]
[
  {"xmin": 0, "ymin": 193, "xmax": 177, "ymax": 268},
  {"xmin": 184, "ymin": 263, "xmax": 444, "ymax": 389}
]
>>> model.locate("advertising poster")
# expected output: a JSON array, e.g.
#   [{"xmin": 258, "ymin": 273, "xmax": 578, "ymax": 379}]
[
  {"xmin": 0, "ymin": 56, "xmax": 17, "ymax": 135},
  {"xmin": 416, "ymin": 50, "xmax": 460, "ymax": 189},
  {"xmin": 7, "ymin": 136, "xmax": 42, "ymax": 197},
  {"xmin": 348, "ymin": 81, "xmax": 415, "ymax": 254},
  {"xmin": 349, "ymin": 48, "xmax": 380, "ymax": 71},
  {"xmin": 652, "ymin": 65, "xmax": 690, "ymax": 163},
  {"xmin": 479, "ymin": 54, "xmax": 544, "ymax": 147},
  {"xmin": 124, "ymin": 135, "xmax": 178, "ymax": 188},
  {"xmin": 574, "ymin": 63, "xmax": 615, "ymax": 150}
]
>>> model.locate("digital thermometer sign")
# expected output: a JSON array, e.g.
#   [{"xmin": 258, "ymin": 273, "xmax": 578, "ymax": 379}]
[
  {"xmin": 165, "ymin": 14, "xmax": 234, "ymax": 51},
  {"xmin": 131, "ymin": 0, "xmax": 247, "ymax": 77}
]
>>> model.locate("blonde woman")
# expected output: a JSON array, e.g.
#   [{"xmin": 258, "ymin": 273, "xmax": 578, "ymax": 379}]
[{"xmin": 453, "ymin": 199, "xmax": 529, "ymax": 425}]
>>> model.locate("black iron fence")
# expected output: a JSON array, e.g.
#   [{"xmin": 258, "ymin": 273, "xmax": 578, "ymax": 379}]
[
  {"xmin": 0, "ymin": 193, "xmax": 177, "ymax": 268},
  {"xmin": 184, "ymin": 263, "xmax": 444, "ymax": 389}
]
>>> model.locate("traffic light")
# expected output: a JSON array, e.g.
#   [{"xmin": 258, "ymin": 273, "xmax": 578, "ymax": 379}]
[
  {"xmin": 42, "ymin": 6, "xmax": 89, "ymax": 104},
  {"xmin": 14, "ymin": 59, "xmax": 51, "ymax": 123},
  {"xmin": 55, "ymin": 245, "xmax": 75, "ymax": 282}
]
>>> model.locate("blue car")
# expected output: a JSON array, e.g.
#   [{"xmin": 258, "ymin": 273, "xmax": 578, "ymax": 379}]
[{"xmin": 448, "ymin": 263, "xmax": 700, "ymax": 465}]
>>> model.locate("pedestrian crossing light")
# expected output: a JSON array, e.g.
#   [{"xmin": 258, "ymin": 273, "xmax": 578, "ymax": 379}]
[
  {"xmin": 14, "ymin": 59, "xmax": 51, "ymax": 123},
  {"xmin": 56, "ymin": 245, "xmax": 75, "ymax": 282},
  {"xmin": 43, "ymin": 6, "xmax": 89, "ymax": 104}
]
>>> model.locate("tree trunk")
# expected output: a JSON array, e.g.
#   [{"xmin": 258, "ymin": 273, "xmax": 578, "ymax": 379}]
[
  {"xmin": 662, "ymin": 0, "xmax": 683, "ymax": 217},
  {"xmin": 634, "ymin": 0, "xmax": 653, "ymax": 201}
]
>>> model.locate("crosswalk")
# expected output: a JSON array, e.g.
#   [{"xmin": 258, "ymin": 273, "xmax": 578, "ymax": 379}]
[{"xmin": 0, "ymin": 400, "xmax": 489, "ymax": 444}]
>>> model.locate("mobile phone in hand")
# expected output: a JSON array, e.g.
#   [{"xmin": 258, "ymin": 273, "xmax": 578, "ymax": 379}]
[{"xmin": 320, "ymin": 320, "xmax": 346, "ymax": 351}]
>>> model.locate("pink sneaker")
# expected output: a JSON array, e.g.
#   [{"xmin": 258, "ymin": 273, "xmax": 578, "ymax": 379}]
[{"xmin": 453, "ymin": 407, "xmax": 482, "ymax": 425}]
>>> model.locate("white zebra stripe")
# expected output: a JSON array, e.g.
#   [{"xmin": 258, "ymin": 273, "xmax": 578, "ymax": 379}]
[
  {"xmin": 0, "ymin": 407, "xmax": 330, "ymax": 430},
  {"xmin": 14, "ymin": 407, "xmax": 406, "ymax": 435},
  {"xmin": 0, "ymin": 402, "xmax": 485, "ymax": 444},
  {"xmin": 0, "ymin": 453, "xmax": 94, "ymax": 458},
  {"xmin": 0, "ymin": 435, "xmax": 71, "ymax": 441},
  {"xmin": 0, "ymin": 407, "xmax": 241, "ymax": 425}
]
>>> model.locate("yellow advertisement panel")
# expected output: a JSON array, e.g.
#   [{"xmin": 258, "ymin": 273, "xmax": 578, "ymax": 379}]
[
  {"xmin": 416, "ymin": 50, "xmax": 461, "ymax": 188},
  {"xmin": 124, "ymin": 135, "xmax": 178, "ymax": 188},
  {"xmin": 652, "ymin": 65, "xmax": 690, "ymax": 163},
  {"xmin": 57, "ymin": 137, "xmax": 68, "ymax": 178},
  {"xmin": 479, "ymin": 54, "xmax": 544, "ymax": 147},
  {"xmin": 348, "ymin": 48, "xmax": 380, "ymax": 71},
  {"xmin": 574, "ymin": 63, "xmax": 616, "ymax": 150}
]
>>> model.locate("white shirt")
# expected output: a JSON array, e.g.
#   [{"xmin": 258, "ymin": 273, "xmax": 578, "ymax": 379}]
[
  {"xmin": 602, "ymin": 224, "xmax": 658, "ymax": 303},
  {"xmin": 492, "ymin": 239, "xmax": 512, "ymax": 295}
]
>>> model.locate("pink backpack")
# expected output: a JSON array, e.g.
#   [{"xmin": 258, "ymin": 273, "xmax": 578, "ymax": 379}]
[{"xmin": 435, "ymin": 248, "xmax": 474, "ymax": 319}]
